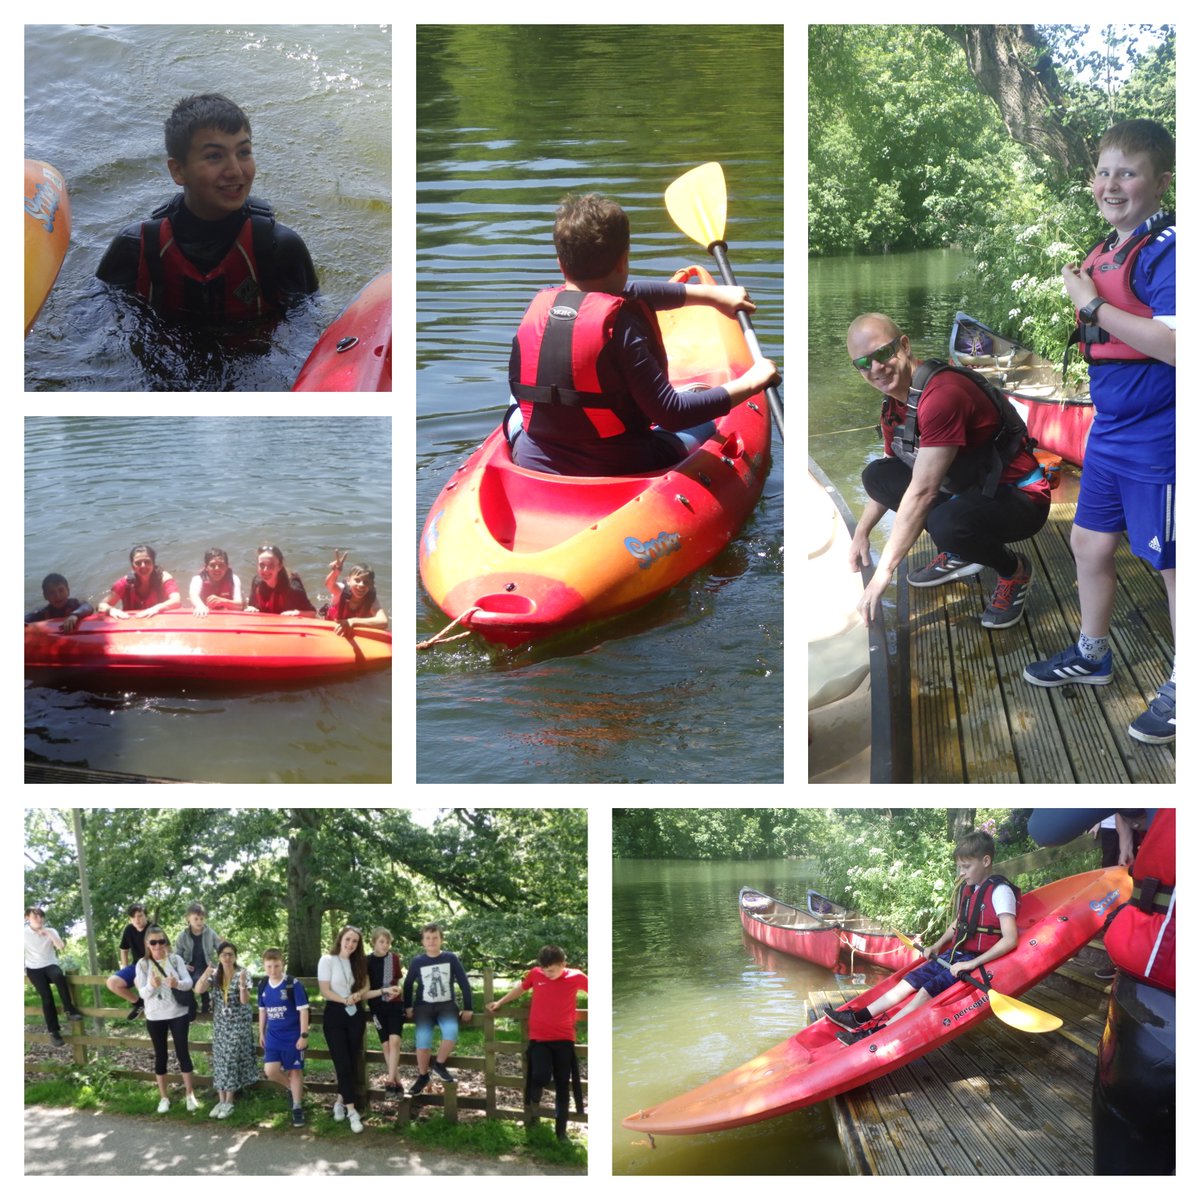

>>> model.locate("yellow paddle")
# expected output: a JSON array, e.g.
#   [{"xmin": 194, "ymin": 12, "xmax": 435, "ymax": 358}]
[
  {"xmin": 664, "ymin": 163, "xmax": 785, "ymax": 440},
  {"xmin": 894, "ymin": 930, "xmax": 1062, "ymax": 1033}
]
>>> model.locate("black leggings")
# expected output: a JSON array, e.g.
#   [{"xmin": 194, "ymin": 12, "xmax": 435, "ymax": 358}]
[
  {"xmin": 323, "ymin": 1004, "xmax": 366, "ymax": 1106},
  {"xmin": 26, "ymin": 964, "xmax": 76, "ymax": 1034},
  {"xmin": 146, "ymin": 1015, "xmax": 193, "ymax": 1075},
  {"xmin": 526, "ymin": 1040, "xmax": 577, "ymax": 1135},
  {"xmin": 863, "ymin": 456, "xmax": 1049, "ymax": 575}
]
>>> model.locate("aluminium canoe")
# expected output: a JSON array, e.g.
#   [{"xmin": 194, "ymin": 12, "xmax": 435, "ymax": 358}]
[
  {"xmin": 805, "ymin": 889, "xmax": 921, "ymax": 970},
  {"xmin": 418, "ymin": 265, "xmax": 772, "ymax": 646},
  {"xmin": 739, "ymin": 886, "xmax": 842, "ymax": 971},
  {"xmin": 25, "ymin": 159, "xmax": 71, "ymax": 337},
  {"xmin": 25, "ymin": 609, "xmax": 391, "ymax": 685},
  {"xmin": 292, "ymin": 270, "xmax": 391, "ymax": 391},
  {"xmin": 623, "ymin": 865, "xmax": 1130, "ymax": 1136},
  {"xmin": 950, "ymin": 312, "xmax": 1093, "ymax": 466}
]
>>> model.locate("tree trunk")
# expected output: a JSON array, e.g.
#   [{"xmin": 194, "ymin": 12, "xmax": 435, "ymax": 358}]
[
  {"xmin": 941, "ymin": 25, "xmax": 1095, "ymax": 179},
  {"xmin": 947, "ymin": 809, "xmax": 976, "ymax": 844},
  {"xmin": 286, "ymin": 809, "xmax": 324, "ymax": 975}
]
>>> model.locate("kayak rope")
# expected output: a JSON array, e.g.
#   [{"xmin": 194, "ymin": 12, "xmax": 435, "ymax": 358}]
[{"xmin": 416, "ymin": 606, "xmax": 480, "ymax": 650}]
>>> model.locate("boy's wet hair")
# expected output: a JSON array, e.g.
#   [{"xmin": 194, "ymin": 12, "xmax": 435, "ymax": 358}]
[
  {"xmin": 537, "ymin": 945, "xmax": 566, "ymax": 968},
  {"xmin": 41, "ymin": 572, "xmax": 68, "ymax": 596},
  {"xmin": 955, "ymin": 830, "xmax": 996, "ymax": 862},
  {"xmin": 165, "ymin": 93, "xmax": 251, "ymax": 163},
  {"xmin": 553, "ymin": 193, "xmax": 630, "ymax": 281},
  {"xmin": 1098, "ymin": 119, "xmax": 1175, "ymax": 179}
]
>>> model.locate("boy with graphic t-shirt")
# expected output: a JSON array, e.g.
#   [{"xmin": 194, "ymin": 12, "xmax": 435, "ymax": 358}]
[
  {"xmin": 488, "ymin": 945, "xmax": 588, "ymax": 1141},
  {"xmin": 258, "ymin": 948, "xmax": 310, "ymax": 1126},
  {"xmin": 24, "ymin": 907, "xmax": 83, "ymax": 1047},
  {"xmin": 402, "ymin": 923, "xmax": 473, "ymax": 1095}
]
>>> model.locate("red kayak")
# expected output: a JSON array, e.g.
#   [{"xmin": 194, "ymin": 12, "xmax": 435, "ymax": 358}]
[
  {"xmin": 293, "ymin": 270, "xmax": 391, "ymax": 391},
  {"xmin": 739, "ymin": 886, "xmax": 842, "ymax": 970},
  {"xmin": 25, "ymin": 610, "xmax": 391, "ymax": 685},
  {"xmin": 806, "ymin": 889, "xmax": 921, "ymax": 970},
  {"xmin": 624, "ymin": 866, "xmax": 1130, "ymax": 1135}
]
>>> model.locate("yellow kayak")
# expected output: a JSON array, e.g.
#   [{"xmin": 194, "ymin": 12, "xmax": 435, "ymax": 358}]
[{"xmin": 25, "ymin": 159, "xmax": 71, "ymax": 336}]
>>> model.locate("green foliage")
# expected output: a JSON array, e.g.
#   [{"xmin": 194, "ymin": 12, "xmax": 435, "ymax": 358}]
[{"xmin": 612, "ymin": 808, "xmax": 825, "ymax": 860}]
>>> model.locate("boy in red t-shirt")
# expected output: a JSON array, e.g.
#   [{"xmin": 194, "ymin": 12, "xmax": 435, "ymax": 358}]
[{"xmin": 487, "ymin": 945, "xmax": 587, "ymax": 1141}]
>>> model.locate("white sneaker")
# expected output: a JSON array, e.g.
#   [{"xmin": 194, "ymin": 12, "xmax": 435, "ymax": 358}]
[
  {"xmin": 209, "ymin": 1101, "xmax": 226, "ymax": 1118},
  {"xmin": 157, "ymin": 1097, "xmax": 170, "ymax": 1114},
  {"xmin": 348, "ymin": 1109, "xmax": 363, "ymax": 1134},
  {"xmin": 216, "ymin": 1102, "xmax": 233, "ymax": 1119},
  {"xmin": 333, "ymin": 1100, "xmax": 346, "ymax": 1121},
  {"xmin": 185, "ymin": 1093, "xmax": 200, "ymax": 1113}
]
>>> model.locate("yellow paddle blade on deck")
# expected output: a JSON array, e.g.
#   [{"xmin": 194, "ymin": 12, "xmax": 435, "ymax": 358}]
[{"xmin": 665, "ymin": 161, "xmax": 727, "ymax": 249}]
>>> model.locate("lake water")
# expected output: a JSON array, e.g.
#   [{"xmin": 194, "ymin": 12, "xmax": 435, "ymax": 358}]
[
  {"xmin": 613, "ymin": 858, "xmax": 858, "ymax": 1175},
  {"xmin": 24, "ymin": 23, "xmax": 391, "ymax": 391},
  {"xmin": 415, "ymin": 24, "xmax": 784, "ymax": 784},
  {"xmin": 24, "ymin": 416, "xmax": 391, "ymax": 783}
]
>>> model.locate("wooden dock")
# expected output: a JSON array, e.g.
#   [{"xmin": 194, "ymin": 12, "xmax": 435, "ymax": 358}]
[
  {"xmin": 815, "ymin": 943, "xmax": 1113, "ymax": 1175},
  {"xmin": 895, "ymin": 483, "xmax": 1174, "ymax": 783}
]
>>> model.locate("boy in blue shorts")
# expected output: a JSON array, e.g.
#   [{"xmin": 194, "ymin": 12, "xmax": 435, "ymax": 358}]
[
  {"xmin": 258, "ymin": 948, "xmax": 310, "ymax": 1127},
  {"xmin": 403, "ymin": 923, "xmax": 473, "ymax": 1095},
  {"xmin": 824, "ymin": 830, "xmax": 1018, "ymax": 1043},
  {"xmin": 1024, "ymin": 119, "xmax": 1176, "ymax": 744}
]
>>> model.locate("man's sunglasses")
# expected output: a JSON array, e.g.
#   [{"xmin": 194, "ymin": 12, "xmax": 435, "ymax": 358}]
[{"xmin": 851, "ymin": 336, "xmax": 902, "ymax": 372}]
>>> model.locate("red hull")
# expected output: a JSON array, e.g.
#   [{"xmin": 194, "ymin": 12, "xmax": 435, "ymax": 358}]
[
  {"xmin": 739, "ymin": 887, "xmax": 841, "ymax": 970},
  {"xmin": 292, "ymin": 271, "xmax": 391, "ymax": 392}
]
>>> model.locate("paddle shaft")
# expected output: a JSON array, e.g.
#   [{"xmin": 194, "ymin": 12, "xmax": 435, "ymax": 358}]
[{"xmin": 707, "ymin": 240, "xmax": 785, "ymax": 440}]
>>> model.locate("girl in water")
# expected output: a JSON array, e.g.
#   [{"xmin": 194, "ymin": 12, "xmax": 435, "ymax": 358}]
[
  {"xmin": 323, "ymin": 550, "xmax": 389, "ymax": 637},
  {"xmin": 188, "ymin": 547, "xmax": 243, "ymax": 616},
  {"xmin": 97, "ymin": 544, "xmax": 181, "ymax": 620}
]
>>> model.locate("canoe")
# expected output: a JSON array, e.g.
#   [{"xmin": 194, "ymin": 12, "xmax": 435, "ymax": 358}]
[
  {"xmin": 25, "ymin": 609, "xmax": 391, "ymax": 685},
  {"xmin": 950, "ymin": 312, "xmax": 1093, "ymax": 466},
  {"xmin": 623, "ymin": 865, "xmax": 1131, "ymax": 1136},
  {"xmin": 292, "ymin": 270, "xmax": 391, "ymax": 391},
  {"xmin": 418, "ymin": 265, "xmax": 772, "ymax": 646},
  {"xmin": 739, "ymin": 886, "xmax": 842, "ymax": 971},
  {"xmin": 25, "ymin": 159, "xmax": 71, "ymax": 337},
  {"xmin": 805, "ymin": 889, "xmax": 920, "ymax": 970}
]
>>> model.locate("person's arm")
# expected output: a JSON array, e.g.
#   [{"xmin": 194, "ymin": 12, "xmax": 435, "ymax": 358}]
[
  {"xmin": 188, "ymin": 574, "xmax": 210, "ymax": 616},
  {"xmin": 340, "ymin": 606, "xmax": 389, "ymax": 633},
  {"xmin": 194, "ymin": 964, "xmax": 215, "ymax": 994},
  {"xmin": 1063, "ymin": 264, "xmax": 1176, "ymax": 364},
  {"xmin": 259, "ymin": 1003, "xmax": 267, "ymax": 1048},
  {"xmin": 848, "ymin": 497, "xmax": 890, "ymax": 573},
  {"xmin": 949, "ymin": 911, "xmax": 1018, "ymax": 975},
  {"xmin": 95, "ymin": 224, "xmax": 142, "ymax": 288},
  {"xmin": 452, "ymin": 955, "xmax": 473, "ymax": 1017},
  {"xmin": 1114, "ymin": 813, "xmax": 1136, "ymax": 866},
  {"xmin": 96, "ymin": 586, "xmax": 126, "ymax": 619},
  {"xmin": 272, "ymin": 223, "xmax": 320, "ymax": 305},
  {"xmin": 486, "ymin": 983, "xmax": 526, "ymax": 1013},
  {"xmin": 280, "ymin": 575, "xmax": 316, "ymax": 618},
  {"xmin": 169, "ymin": 955, "xmax": 193, "ymax": 991},
  {"xmin": 316, "ymin": 959, "xmax": 352, "ymax": 1006}
]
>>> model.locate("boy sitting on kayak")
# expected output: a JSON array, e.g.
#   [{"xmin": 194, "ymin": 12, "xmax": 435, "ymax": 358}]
[
  {"xmin": 505, "ymin": 192, "xmax": 776, "ymax": 476},
  {"xmin": 25, "ymin": 572, "xmax": 94, "ymax": 632},
  {"xmin": 824, "ymin": 830, "xmax": 1019, "ymax": 1044},
  {"xmin": 96, "ymin": 93, "xmax": 318, "ymax": 320}
]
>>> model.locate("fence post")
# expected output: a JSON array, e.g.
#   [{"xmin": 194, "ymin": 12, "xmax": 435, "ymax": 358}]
[
  {"xmin": 483, "ymin": 967, "xmax": 497, "ymax": 1120},
  {"xmin": 355, "ymin": 1006, "xmax": 369, "ymax": 1114}
]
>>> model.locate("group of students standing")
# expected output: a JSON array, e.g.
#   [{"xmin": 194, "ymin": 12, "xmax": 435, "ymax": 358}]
[{"xmin": 26, "ymin": 902, "xmax": 587, "ymax": 1139}]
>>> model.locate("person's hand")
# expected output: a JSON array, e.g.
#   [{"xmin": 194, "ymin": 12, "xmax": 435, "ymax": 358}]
[
  {"xmin": 1062, "ymin": 263, "xmax": 1098, "ymax": 308},
  {"xmin": 848, "ymin": 530, "xmax": 872, "ymax": 573},
  {"xmin": 193, "ymin": 601, "xmax": 210, "ymax": 618},
  {"xmin": 167, "ymin": 973, "xmax": 181, "ymax": 989},
  {"xmin": 406, "ymin": 1007, "xmax": 414, "ymax": 1019},
  {"xmin": 109, "ymin": 608, "xmax": 130, "ymax": 620},
  {"xmin": 742, "ymin": 358, "xmax": 779, "ymax": 393},
  {"xmin": 245, "ymin": 606, "xmax": 259, "ymax": 614},
  {"xmin": 485, "ymin": 1000, "xmax": 500, "ymax": 1013},
  {"xmin": 923, "ymin": 945, "xmax": 938, "ymax": 962},
  {"xmin": 329, "ymin": 549, "xmax": 348, "ymax": 574},
  {"xmin": 710, "ymin": 286, "xmax": 757, "ymax": 318},
  {"xmin": 948, "ymin": 960, "xmax": 972, "ymax": 979},
  {"xmin": 333, "ymin": 620, "xmax": 350, "ymax": 638},
  {"xmin": 61, "ymin": 614, "xmax": 79, "ymax": 633},
  {"xmin": 281, "ymin": 610, "xmax": 301, "ymax": 617},
  {"xmin": 461, "ymin": 1010, "xmax": 473, "ymax": 1023},
  {"xmin": 856, "ymin": 568, "xmax": 892, "ymax": 624}
]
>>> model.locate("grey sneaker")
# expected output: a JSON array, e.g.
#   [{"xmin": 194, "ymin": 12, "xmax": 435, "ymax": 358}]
[
  {"xmin": 431, "ymin": 1061, "xmax": 455, "ymax": 1082},
  {"xmin": 981, "ymin": 553, "xmax": 1033, "ymax": 629},
  {"xmin": 907, "ymin": 552, "xmax": 984, "ymax": 587}
]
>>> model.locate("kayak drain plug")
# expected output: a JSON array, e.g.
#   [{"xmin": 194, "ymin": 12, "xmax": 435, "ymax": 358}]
[{"xmin": 335, "ymin": 336, "xmax": 360, "ymax": 353}]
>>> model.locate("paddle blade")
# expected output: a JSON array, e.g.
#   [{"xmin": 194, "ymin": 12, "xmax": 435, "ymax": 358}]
[
  {"xmin": 665, "ymin": 162, "xmax": 727, "ymax": 249},
  {"xmin": 989, "ymin": 990, "xmax": 1063, "ymax": 1033}
]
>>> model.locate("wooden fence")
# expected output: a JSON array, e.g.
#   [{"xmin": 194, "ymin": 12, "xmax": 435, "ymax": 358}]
[{"xmin": 24, "ymin": 966, "xmax": 587, "ymax": 1126}]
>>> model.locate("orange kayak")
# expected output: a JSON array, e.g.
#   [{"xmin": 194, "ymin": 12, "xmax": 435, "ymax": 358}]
[
  {"xmin": 419, "ymin": 265, "xmax": 773, "ymax": 645},
  {"xmin": 24, "ymin": 159, "xmax": 71, "ymax": 337},
  {"xmin": 293, "ymin": 270, "xmax": 392, "ymax": 391}
]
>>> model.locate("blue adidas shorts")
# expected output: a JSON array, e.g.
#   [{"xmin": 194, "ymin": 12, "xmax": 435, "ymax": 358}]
[
  {"xmin": 263, "ymin": 1038, "xmax": 305, "ymax": 1071},
  {"xmin": 1075, "ymin": 457, "xmax": 1175, "ymax": 570}
]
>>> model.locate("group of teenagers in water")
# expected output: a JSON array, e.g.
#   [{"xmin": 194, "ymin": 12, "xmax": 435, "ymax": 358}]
[{"xmin": 25, "ymin": 543, "xmax": 388, "ymax": 637}]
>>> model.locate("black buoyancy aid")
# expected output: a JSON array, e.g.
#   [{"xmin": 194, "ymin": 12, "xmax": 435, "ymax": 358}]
[
  {"xmin": 136, "ymin": 195, "xmax": 278, "ymax": 319},
  {"xmin": 248, "ymin": 573, "xmax": 306, "ymax": 614},
  {"xmin": 1105, "ymin": 809, "xmax": 1175, "ymax": 992},
  {"xmin": 887, "ymin": 360, "xmax": 1035, "ymax": 498},
  {"xmin": 952, "ymin": 874, "xmax": 1020, "ymax": 956},
  {"xmin": 509, "ymin": 287, "xmax": 666, "ymax": 440},
  {"xmin": 1064, "ymin": 211, "xmax": 1174, "ymax": 368}
]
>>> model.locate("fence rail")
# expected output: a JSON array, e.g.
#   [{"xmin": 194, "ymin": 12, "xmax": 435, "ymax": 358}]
[{"xmin": 24, "ymin": 966, "xmax": 587, "ymax": 1126}]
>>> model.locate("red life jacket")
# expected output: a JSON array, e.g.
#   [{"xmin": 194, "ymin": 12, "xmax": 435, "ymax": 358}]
[
  {"xmin": 248, "ymin": 573, "xmax": 308, "ymax": 614},
  {"xmin": 117, "ymin": 573, "xmax": 172, "ymax": 609},
  {"xmin": 508, "ymin": 287, "xmax": 665, "ymax": 441},
  {"xmin": 951, "ymin": 875, "xmax": 1019, "ymax": 955},
  {"xmin": 1104, "ymin": 809, "xmax": 1174, "ymax": 992},
  {"xmin": 197, "ymin": 571, "xmax": 235, "ymax": 601},
  {"xmin": 1067, "ymin": 212, "xmax": 1174, "ymax": 365},
  {"xmin": 135, "ymin": 198, "xmax": 277, "ymax": 320}
]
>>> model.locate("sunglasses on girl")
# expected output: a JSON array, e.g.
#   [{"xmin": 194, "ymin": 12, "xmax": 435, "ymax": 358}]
[{"xmin": 851, "ymin": 335, "xmax": 902, "ymax": 372}]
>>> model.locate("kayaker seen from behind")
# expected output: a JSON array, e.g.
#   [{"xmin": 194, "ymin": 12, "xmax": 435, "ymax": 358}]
[
  {"xmin": 1024, "ymin": 120, "xmax": 1176, "ymax": 745},
  {"xmin": 824, "ymin": 829, "xmax": 1019, "ymax": 1044},
  {"xmin": 96, "ymin": 94, "xmax": 318, "ymax": 321},
  {"xmin": 323, "ymin": 549, "xmax": 389, "ymax": 637},
  {"xmin": 846, "ymin": 313, "xmax": 1051, "ymax": 628},
  {"xmin": 505, "ymin": 193, "xmax": 777, "ymax": 476},
  {"xmin": 96, "ymin": 543, "xmax": 182, "ymax": 621},
  {"xmin": 188, "ymin": 547, "xmax": 244, "ymax": 617},
  {"xmin": 244, "ymin": 544, "xmax": 315, "ymax": 616},
  {"xmin": 25, "ymin": 572, "xmax": 93, "ymax": 633}
]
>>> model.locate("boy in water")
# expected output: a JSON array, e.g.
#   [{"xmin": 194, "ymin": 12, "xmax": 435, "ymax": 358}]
[
  {"xmin": 97, "ymin": 93, "xmax": 317, "ymax": 320},
  {"xmin": 258, "ymin": 948, "xmax": 310, "ymax": 1127},
  {"xmin": 1024, "ymin": 120, "xmax": 1175, "ymax": 744},
  {"xmin": 25, "ymin": 573, "xmax": 93, "ymax": 632},
  {"xmin": 505, "ymin": 192, "xmax": 776, "ymax": 476},
  {"xmin": 487, "ymin": 945, "xmax": 588, "ymax": 1142},
  {"xmin": 824, "ymin": 830, "xmax": 1018, "ymax": 1043}
]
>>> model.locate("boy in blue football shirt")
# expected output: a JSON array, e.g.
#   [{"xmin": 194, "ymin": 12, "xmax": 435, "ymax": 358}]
[{"xmin": 258, "ymin": 948, "xmax": 310, "ymax": 1127}]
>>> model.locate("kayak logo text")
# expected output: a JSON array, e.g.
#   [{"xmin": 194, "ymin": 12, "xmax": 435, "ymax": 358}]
[
  {"xmin": 25, "ymin": 171, "xmax": 63, "ymax": 234},
  {"xmin": 950, "ymin": 995, "xmax": 988, "ymax": 1022},
  {"xmin": 625, "ymin": 531, "xmax": 681, "ymax": 569},
  {"xmin": 1090, "ymin": 888, "xmax": 1122, "ymax": 914}
]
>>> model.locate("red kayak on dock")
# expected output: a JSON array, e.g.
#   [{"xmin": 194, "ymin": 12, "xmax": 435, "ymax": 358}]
[
  {"xmin": 25, "ymin": 609, "xmax": 391, "ymax": 685},
  {"xmin": 625, "ymin": 866, "xmax": 1130, "ymax": 1136},
  {"xmin": 293, "ymin": 270, "xmax": 391, "ymax": 391}
]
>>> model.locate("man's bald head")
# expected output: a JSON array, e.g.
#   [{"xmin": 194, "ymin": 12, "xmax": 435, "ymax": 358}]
[{"xmin": 847, "ymin": 313, "xmax": 903, "ymax": 353}]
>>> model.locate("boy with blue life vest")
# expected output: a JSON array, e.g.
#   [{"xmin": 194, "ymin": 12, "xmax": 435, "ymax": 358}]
[
  {"xmin": 258, "ymin": 947, "xmax": 310, "ymax": 1127},
  {"xmin": 824, "ymin": 830, "xmax": 1019, "ymax": 1044},
  {"xmin": 505, "ymin": 192, "xmax": 777, "ymax": 476},
  {"xmin": 1024, "ymin": 120, "xmax": 1176, "ymax": 745},
  {"xmin": 25, "ymin": 573, "xmax": 93, "ymax": 632},
  {"xmin": 97, "ymin": 93, "xmax": 317, "ymax": 320}
]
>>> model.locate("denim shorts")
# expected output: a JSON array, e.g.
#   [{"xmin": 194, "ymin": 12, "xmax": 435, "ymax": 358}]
[{"xmin": 413, "ymin": 1003, "xmax": 459, "ymax": 1049}]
